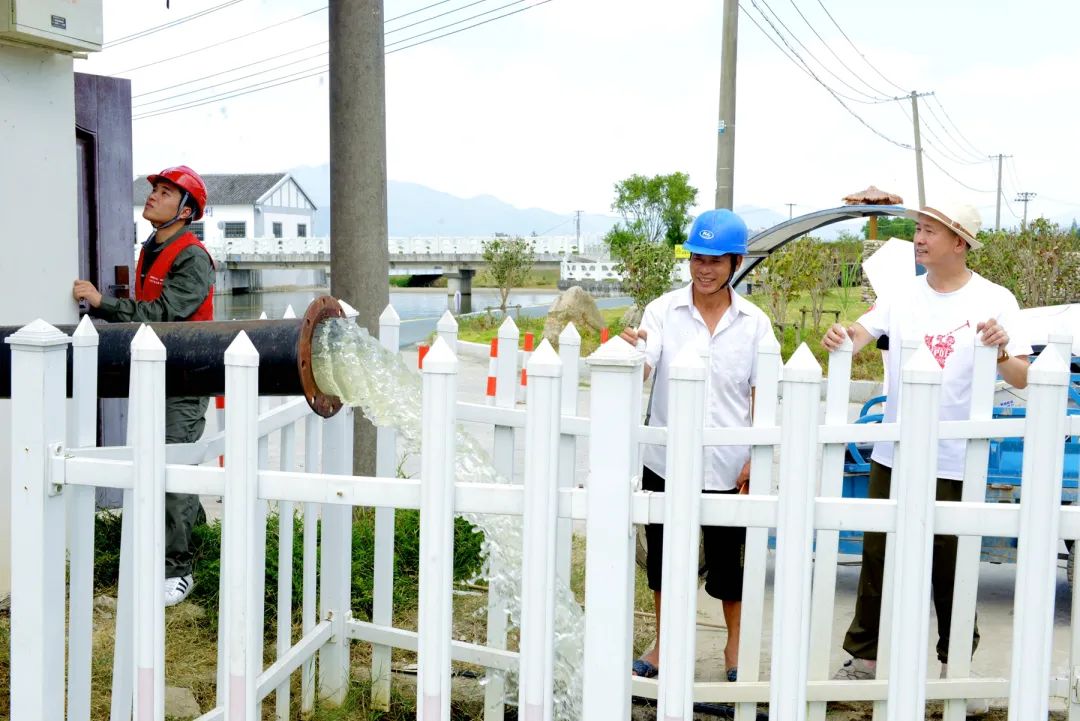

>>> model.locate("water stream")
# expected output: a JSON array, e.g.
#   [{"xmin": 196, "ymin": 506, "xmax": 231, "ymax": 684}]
[{"xmin": 312, "ymin": 317, "xmax": 585, "ymax": 719}]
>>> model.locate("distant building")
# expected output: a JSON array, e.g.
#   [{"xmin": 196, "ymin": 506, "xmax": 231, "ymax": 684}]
[{"xmin": 132, "ymin": 172, "xmax": 317, "ymax": 243}]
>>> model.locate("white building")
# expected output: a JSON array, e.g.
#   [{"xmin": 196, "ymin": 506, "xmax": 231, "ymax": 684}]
[{"xmin": 133, "ymin": 172, "xmax": 317, "ymax": 244}]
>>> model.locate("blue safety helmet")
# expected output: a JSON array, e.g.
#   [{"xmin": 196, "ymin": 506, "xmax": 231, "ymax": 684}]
[{"xmin": 683, "ymin": 209, "xmax": 748, "ymax": 256}]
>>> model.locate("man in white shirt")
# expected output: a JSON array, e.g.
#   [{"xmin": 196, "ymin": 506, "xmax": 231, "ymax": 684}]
[
  {"xmin": 621, "ymin": 209, "xmax": 777, "ymax": 682},
  {"xmin": 823, "ymin": 202, "xmax": 1030, "ymax": 690}
]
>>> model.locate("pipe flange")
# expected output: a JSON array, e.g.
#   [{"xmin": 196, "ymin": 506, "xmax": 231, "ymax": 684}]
[{"xmin": 298, "ymin": 295, "xmax": 345, "ymax": 418}]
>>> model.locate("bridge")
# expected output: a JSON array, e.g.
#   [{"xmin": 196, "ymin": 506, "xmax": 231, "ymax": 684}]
[{"xmin": 188, "ymin": 235, "xmax": 608, "ymax": 299}]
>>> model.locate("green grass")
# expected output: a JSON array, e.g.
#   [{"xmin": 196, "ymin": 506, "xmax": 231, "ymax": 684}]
[{"xmin": 452, "ymin": 307, "xmax": 629, "ymax": 358}]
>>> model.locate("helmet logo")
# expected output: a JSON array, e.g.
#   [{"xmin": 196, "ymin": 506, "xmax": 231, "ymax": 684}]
[{"xmin": 699, "ymin": 230, "xmax": 715, "ymax": 239}]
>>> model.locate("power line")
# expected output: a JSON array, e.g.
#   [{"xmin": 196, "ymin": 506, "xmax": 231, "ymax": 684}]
[
  {"xmin": 813, "ymin": 0, "xmax": 907, "ymax": 93},
  {"xmin": 928, "ymin": 95, "xmax": 987, "ymax": 159},
  {"xmin": 920, "ymin": 99, "xmax": 985, "ymax": 163},
  {"xmin": 922, "ymin": 148, "xmax": 994, "ymax": 193},
  {"xmin": 134, "ymin": 0, "xmax": 553, "ymax": 120},
  {"xmin": 386, "ymin": 0, "xmax": 456, "ymax": 23},
  {"xmin": 752, "ymin": 0, "xmax": 890, "ymax": 102},
  {"xmin": 113, "ymin": 6, "xmax": 329, "ymax": 75},
  {"xmin": 784, "ymin": 0, "xmax": 891, "ymax": 99},
  {"xmin": 893, "ymin": 100, "xmax": 986, "ymax": 167},
  {"xmin": 385, "ymin": 0, "xmax": 552, "ymax": 54},
  {"xmin": 385, "ymin": 0, "xmax": 492, "ymax": 35},
  {"xmin": 739, "ymin": 2, "xmax": 912, "ymax": 148},
  {"xmin": 132, "ymin": 51, "xmax": 328, "ymax": 109},
  {"xmin": 384, "ymin": 0, "xmax": 527, "ymax": 50},
  {"xmin": 105, "ymin": 0, "xmax": 246, "ymax": 48}
]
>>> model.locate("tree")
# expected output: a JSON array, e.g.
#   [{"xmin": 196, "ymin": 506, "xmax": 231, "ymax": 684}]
[
  {"xmin": 481, "ymin": 236, "xmax": 535, "ymax": 313},
  {"xmin": 617, "ymin": 236, "xmax": 678, "ymax": 312},
  {"xmin": 967, "ymin": 219, "xmax": 1080, "ymax": 308},
  {"xmin": 609, "ymin": 172, "xmax": 698, "ymax": 246},
  {"xmin": 862, "ymin": 216, "xmax": 915, "ymax": 240}
]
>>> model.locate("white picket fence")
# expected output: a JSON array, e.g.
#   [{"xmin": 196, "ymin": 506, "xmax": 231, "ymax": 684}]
[{"xmin": 7, "ymin": 302, "xmax": 1080, "ymax": 721}]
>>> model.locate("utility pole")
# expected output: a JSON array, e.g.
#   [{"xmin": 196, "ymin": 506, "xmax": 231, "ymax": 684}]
[
  {"xmin": 714, "ymin": 0, "xmax": 738, "ymax": 210},
  {"xmin": 909, "ymin": 91, "xmax": 932, "ymax": 209},
  {"xmin": 1016, "ymin": 191, "xmax": 1037, "ymax": 228},
  {"xmin": 330, "ymin": 0, "xmax": 389, "ymax": 477},
  {"xmin": 785, "ymin": 203, "xmax": 796, "ymax": 219},
  {"xmin": 990, "ymin": 154, "xmax": 1012, "ymax": 231},
  {"xmin": 574, "ymin": 210, "xmax": 582, "ymax": 250}
]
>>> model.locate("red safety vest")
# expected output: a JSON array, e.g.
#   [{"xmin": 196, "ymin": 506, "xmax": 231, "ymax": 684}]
[{"xmin": 134, "ymin": 231, "xmax": 215, "ymax": 321}]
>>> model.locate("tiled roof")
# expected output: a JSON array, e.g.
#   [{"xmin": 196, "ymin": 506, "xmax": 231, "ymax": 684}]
[{"xmin": 133, "ymin": 173, "xmax": 288, "ymax": 207}]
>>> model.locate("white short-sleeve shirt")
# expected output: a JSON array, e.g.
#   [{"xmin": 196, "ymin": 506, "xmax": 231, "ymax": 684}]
[
  {"xmin": 858, "ymin": 271, "xmax": 1031, "ymax": 479},
  {"xmin": 639, "ymin": 283, "xmax": 777, "ymax": 491}
]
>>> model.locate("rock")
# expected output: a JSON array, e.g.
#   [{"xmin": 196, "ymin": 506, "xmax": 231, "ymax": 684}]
[
  {"xmin": 94, "ymin": 595, "xmax": 117, "ymax": 618},
  {"xmin": 619, "ymin": 305, "xmax": 643, "ymax": 330},
  {"xmin": 542, "ymin": 287, "xmax": 605, "ymax": 345},
  {"xmin": 165, "ymin": 686, "xmax": 201, "ymax": 719}
]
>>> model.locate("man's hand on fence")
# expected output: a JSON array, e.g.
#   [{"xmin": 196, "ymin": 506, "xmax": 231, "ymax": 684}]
[
  {"xmin": 821, "ymin": 323, "xmax": 854, "ymax": 352},
  {"xmin": 976, "ymin": 318, "xmax": 1009, "ymax": 350},
  {"xmin": 736, "ymin": 460, "xmax": 751, "ymax": 494},
  {"xmin": 620, "ymin": 327, "xmax": 647, "ymax": 348}
]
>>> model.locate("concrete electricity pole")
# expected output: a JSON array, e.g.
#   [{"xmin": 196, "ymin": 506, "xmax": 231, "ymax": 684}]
[
  {"xmin": 909, "ymin": 91, "xmax": 931, "ymax": 209},
  {"xmin": 785, "ymin": 203, "xmax": 796, "ymax": 219},
  {"xmin": 574, "ymin": 210, "xmax": 582, "ymax": 250},
  {"xmin": 1016, "ymin": 191, "xmax": 1037, "ymax": 228},
  {"xmin": 714, "ymin": 0, "xmax": 738, "ymax": 210},
  {"xmin": 330, "ymin": 0, "xmax": 390, "ymax": 476},
  {"xmin": 990, "ymin": 154, "xmax": 1012, "ymax": 231}
]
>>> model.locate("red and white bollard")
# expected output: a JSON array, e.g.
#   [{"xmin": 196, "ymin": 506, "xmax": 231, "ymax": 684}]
[
  {"xmin": 517, "ymin": 332, "xmax": 534, "ymax": 402},
  {"xmin": 600, "ymin": 327, "xmax": 610, "ymax": 344},
  {"xmin": 215, "ymin": 395, "xmax": 225, "ymax": 467},
  {"xmin": 418, "ymin": 343, "xmax": 430, "ymax": 370},
  {"xmin": 486, "ymin": 338, "xmax": 498, "ymax": 404}
]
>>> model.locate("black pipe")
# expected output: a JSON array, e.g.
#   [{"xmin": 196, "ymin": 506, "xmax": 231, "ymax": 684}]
[{"xmin": 0, "ymin": 296, "xmax": 344, "ymax": 417}]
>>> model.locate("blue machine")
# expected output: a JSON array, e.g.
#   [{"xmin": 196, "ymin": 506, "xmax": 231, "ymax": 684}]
[{"xmin": 840, "ymin": 356, "xmax": 1080, "ymax": 563}]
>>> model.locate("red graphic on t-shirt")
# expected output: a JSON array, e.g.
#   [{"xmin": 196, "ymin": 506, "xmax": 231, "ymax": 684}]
[{"xmin": 924, "ymin": 321, "xmax": 971, "ymax": 368}]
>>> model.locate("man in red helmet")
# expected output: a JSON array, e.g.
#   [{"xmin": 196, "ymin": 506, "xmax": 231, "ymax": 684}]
[{"xmin": 73, "ymin": 165, "xmax": 214, "ymax": 607}]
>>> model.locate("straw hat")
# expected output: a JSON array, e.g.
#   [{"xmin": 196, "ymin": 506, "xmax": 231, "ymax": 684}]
[{"xmin": 904, "ymin": 202, "xmax": 983, "ymax": 250}]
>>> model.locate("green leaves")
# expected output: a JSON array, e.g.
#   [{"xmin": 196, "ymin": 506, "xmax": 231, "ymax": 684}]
[
  {"xmin": 610, "ymin": 172, "xmax": 698, "ymax": 247},
  {"xmin": 481, "ymin": 236, "xmax": 536, "ymax": 313},
  {"xmin": 967, "ymin": 219, "xmax": 1080, "ymax": 308}
]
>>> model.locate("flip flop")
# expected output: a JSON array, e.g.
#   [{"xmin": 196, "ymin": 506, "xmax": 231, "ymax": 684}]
[{"xmin": 632, "ymin": 658, "xmax": 659, "ymax": 678}]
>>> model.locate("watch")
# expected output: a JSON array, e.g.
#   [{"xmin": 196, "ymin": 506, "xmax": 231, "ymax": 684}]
[{"xmin": 996, "ymin": 347, "xmax": 1010, "ymax": 364}]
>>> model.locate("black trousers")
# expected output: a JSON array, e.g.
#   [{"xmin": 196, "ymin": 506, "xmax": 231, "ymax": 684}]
[{"xmin": 842, "ymin": 461, "xmax": 980, "ymax": 663}]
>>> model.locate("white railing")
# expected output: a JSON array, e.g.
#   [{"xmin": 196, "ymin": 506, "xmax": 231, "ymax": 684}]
[
  {"xmin": 7, "ymin": 304, "xmax": 1080, "ymax": 721},
  {"xmin": 560, "ymin": 258, "xmax": 691, "ymax": 283}
]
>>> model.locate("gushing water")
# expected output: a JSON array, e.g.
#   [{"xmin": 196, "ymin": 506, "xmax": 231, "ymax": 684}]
[{"xmin": 312, "ymin": 318, "xmax": 585, "ymax": 719}]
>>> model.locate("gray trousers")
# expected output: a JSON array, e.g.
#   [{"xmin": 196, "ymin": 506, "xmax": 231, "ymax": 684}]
[{"xmin": 164, "ymin": 396, "xmax": 209, "ymax": 578}]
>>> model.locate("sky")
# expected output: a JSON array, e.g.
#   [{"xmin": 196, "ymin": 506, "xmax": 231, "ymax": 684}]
[{"xmin": 76, "ymin": 0, "xmax": 1080, "ymax": 231}]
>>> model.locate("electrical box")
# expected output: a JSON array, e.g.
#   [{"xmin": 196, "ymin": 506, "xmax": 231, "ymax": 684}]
[{"xmin": 0, "ymin": 0, "xmax": 102, "ymax": 53}]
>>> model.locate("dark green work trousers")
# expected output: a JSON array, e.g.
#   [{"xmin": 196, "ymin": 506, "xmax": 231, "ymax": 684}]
[
  {"xmin": 164, "ymin": 396, "xmax": 209, "ymax": 578},
  {"xmin": 842, "ymin": 460, "xmax": 980, "ymax": 664}
]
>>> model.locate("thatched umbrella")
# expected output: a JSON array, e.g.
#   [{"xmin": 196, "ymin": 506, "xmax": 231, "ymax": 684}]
[{"xmin": 843, "ymin": 185, "xmax": 903, "ymax": 240}]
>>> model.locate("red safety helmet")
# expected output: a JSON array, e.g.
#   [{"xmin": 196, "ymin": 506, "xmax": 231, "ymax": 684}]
[{"xmin": 146, "ymin": 165, "xmax": 208, "ymax": 221}]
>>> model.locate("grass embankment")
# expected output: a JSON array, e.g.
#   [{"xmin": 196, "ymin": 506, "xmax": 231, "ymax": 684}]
[{"xmin": 454, "ymin": 288, "xmax": 884, "ymax": 380}]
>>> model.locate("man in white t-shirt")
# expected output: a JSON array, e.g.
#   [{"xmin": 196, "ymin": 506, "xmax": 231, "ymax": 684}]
[
  {"xmin": 823, "ymin": 202, "xmax": 1030, "ymax": 689},
  {"xmin": 620, "ymin": 209, "xmax": 777, "ymax": 682}
]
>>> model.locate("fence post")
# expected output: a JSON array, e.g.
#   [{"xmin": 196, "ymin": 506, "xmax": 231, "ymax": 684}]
[
  {"xmin": 301, "ymin": 413, "xmax": 321, "ymax": 716},
  {"xmin": 736, "ymin": 333, "xmax": 781, "ymax": 721},
  {"xmin": 220, "ymin": 331, "xmax": 262, "ymax": 720},
  {"xmin": 372, "ymin": 303, "xmax": 401, "ymax": 710},
  {"xmin": 581, "ymin": 337, "xmax": 643, "ymax": 721},
  {"xmin": 1009, "ymin": 345, "xmax": 1070, "ymax": 718},
  {"xmin": 518, "ymin": 341, "xmax": 563, "ymax": 721},
  {"xmin": 885, "ymin": 344, "xmax": 942, "ymax": 720},
  {"xmin": 437, "ymin": 309, "xmax": 458, "ymax": 355},
  {"xmin": 556, "ymin": 322, "xmax": 581, "ymax": 585},
  {"xmin": 275, "ymin": 305, "xmax": 299, "ymax": 721},
  {"xmin": 112, "ymin": 404, "xmax": 137, "ymax": 721},
  {"xmin": 807, "ymin": 333, "xmax": 853, "ymax": 721},
  {"xmin": 418, "ymin": 338, "xmax": 458, "ymax": 721},
  {"xmin": 319, "ymin": 397, "xmax": 355, "ymax": 704},
  {"xmin": 657, "ymin": 347, "xmax": 706, "ymax": 720},
  {"xmin": 6, "ymin": 320, "xmax": 69, "ymax": 721},
  {"xmin": 942, "ymin": 339, "xmax": 997, "ymax": 721},
  {"xmin": 768, "ymin": 344, "xmax": 822, "ymax": 720},
  {"xmin": 67, "ymin": 316, "xmax": 98, "ymax": 721},
  {"xmin": 485, "ymin": 315, "xmax": 520, "ymax": 720},
  {"xmin": 130, "ymin": 327, "xmax": 168, "ymax": 720}
]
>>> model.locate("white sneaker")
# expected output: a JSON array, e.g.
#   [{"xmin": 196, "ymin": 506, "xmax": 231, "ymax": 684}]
[
  {"xmin": 940, "ymin": 664, "xmax": 990, "ymax": 716},
  {"xmin": 164, "ymin": 575, "xmax": 194, "ymax": 607},
  {"xmin": 833, "ymin": 657, "xmax": 876, "ymax": 680}
]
